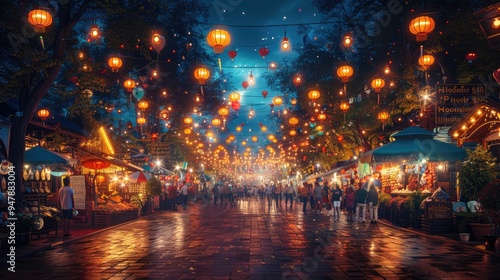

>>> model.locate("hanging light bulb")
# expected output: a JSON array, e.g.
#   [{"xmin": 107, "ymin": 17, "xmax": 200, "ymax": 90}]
[
  {"xmin": 89, "ymin": 24, "xmax": 100, "ymax": 40},
  {"xmin": 281, "ymin": 31, "xmax": 290, "ymax": 51},
  {"xmin": 248, "ymin": 70, "xmax": 255, "ymax": 85}
]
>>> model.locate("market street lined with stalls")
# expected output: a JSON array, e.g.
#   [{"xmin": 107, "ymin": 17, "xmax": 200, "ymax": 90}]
[{"xmin": 2, "ymin": 199, "xmax": 499, "ymax": 279}]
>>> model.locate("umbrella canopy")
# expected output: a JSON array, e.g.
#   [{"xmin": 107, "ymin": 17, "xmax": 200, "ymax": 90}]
[
  {"xmin": 81, "ymin": 158, "xmax": 111, "ymax": 170},
  {"xmin": 25, "ymin": 146, "xmax": 77, "ymax": 165},
  {"xmin": 128, "ymin": 171, "xmax": 152, "ymax": 183},
  {"xmin": 360, "ymin": 127, "xmax": 467, "ymax": 163}
]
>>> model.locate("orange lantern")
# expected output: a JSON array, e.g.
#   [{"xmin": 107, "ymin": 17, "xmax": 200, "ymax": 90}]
[
  {"xmin": 136, "ymin": 117, "xmax": 146, "ymax": 125},
  {"xmin": 317, "ymin": 113, "xmax": 326, "ymax": 121},
  {"xmin": 272, "ymin": 96, "xmax": 283, "ymax": 106},
  {"xmin": 137, "ymin": 100, "xmax": 149, "ymax": 111},
  {"xmin": 261, "ymin": 126, "xmax": 267, "ymax": 132},
  {"xmin": 371, "ymin": 78, "xmax": 385, "ymax": 93},
  {"xmin": 123, "ymin": 79, "xmax": 135, "ymax": 92},
  {"xmin": 251, "ymin": 136, "xmax": 258, "ymax": 142},
  {"xmin": 218, "ymin": 107, "xmax": 229, "ymax": 117},
  {"xmin": 236, "ymin": 126, "xmax": 242, "ymax": 132},
  {"xmin": 293, "ymin": 74, "xmax": 302, "ymax": 86},
  {"xmin": 194, "ymin": 67, "xmax": 210, "ymax": 85},
  {"xmin": 28, "ymin": 9, "xmax": 53, "ymax": 33},
  {"xmin": 212, "ymin": 118, "xmax": 221, "ymax": 126},
  {"xmin": 206, "ymin": 131, "xmax": 214, "ymax": 138},
  {"xmin": 96, "ymin": 174, "xmax": 106, "ymax": 183},
  {"xmin": 340, "ymin": 101, "xmax": 350, "ymax": 112},
  {"xmin": 377, "ymin": 111, "xmax": 390, "ymax": 122},
  {"xmin": 418, "ymin": 54, "xmax": 435, "ymax": 70},
  {"xmin": 183, "ymin": 117, "xmax": 193, "ymax": 124},
  {"xmin": 207, "ymin": 29, "xmax": 231, "ymax": 53},
  {"xmin": 308, "ymin": 90, "xmax": 321, "ymax": 100},
  {"xmin": 228, "ymin": 92, "xmax": 241, "ymax": 102},
  {"xmin": 336, "ymin": 65, "xmax": 354, "ymax": 83},
  {"xmin": 289, "ymin": 130, "xmax": 297, "ymax": 136},
  {"xmin": 409, "ymin": 16, "xmax": 435, "ymax": 41},
  {"xmin": 289, "ymin": 117, "xmax": 299, "ymax": 126},
  {"xmin": 89, "ymin": 24, "xmax": 100, "ymax": 39},
  {"xmin": 184, "ymin": 128, "xmax": 192, "ymax": 135},
  {"xmin": 37, "ymin": 108, "xmax": 50, "ymax": 121},
  {"xmin": 160, "ymin": 109, "xmax": 169, "ymax": 120},
  {"xmin": 291, "ymin": 98, "xmax": 297, "ymax": 105},
  {"xmin": 108, "ymin": 56, "xmax": 123, "ymax": 72}
]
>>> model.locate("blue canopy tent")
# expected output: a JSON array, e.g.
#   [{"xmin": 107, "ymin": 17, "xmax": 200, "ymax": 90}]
[
  {"xmin": 359, "ymin": 126, "xmax": 467, "ymax": 164},
  {"xmin": 25, "ymin": 146, "xmax": 77, "ymax": 166}
]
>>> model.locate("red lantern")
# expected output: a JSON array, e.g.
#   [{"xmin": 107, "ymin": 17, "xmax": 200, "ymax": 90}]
[
  {"xmin": 259, "ymin": 47, "xmax": 269, "ymax": 59},
  {"xmin": 228, "ymin": 50, "xmax": 237, "ymax": 61},
  {"xmin": 82, "ymin": 159, "xmax": 111, "ymax": 170},
  {"xmin": 465, "ymin": 53, "xmax": 476, "ymax": 63},
  {"xmin": 242, "ymin": 81, "xmax": 249, "ymax": 90},
  {"xmin": 231, "ymin": 101, "xmax": 241, "ymax": 111},
  {"xmin": 337, "ymin": 135, "xmax": 344, "ymax": 142},
  {"xmin": 493, "ymin": 68, "xmax": 500, "ymax": 85},
  {"xmin": 261, "ymin": 90, "xmax": 268, "ymax": 98}
]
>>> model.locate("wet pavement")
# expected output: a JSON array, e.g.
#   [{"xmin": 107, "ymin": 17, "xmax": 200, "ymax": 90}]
[{"xmin": 2, "ymin": 198, "xmax": 499, "ymax": 279}]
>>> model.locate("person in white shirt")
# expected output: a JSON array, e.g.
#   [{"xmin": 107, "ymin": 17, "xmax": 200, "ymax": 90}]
[
  {"xmin": 180, "ymin": 181, "xmax": 189, "ymax": 210},
  {"xmin": 58, "ymin": 177, "xmax": 75, "ymax": 237}
]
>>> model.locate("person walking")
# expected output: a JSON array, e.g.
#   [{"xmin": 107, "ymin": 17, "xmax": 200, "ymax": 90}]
[
  {"xmin": 355, "ymin": 181, "xmax": 368, "ymax": 223},
  {"xmin": 331, "ymin": 183, "xmax": 343, "ymax": 222},
  {"xmin": 58, "ymin": 176, "xmax": 75, "ymax": 237},
  {"xmin": 265, "ymin": 183, "xmax": 273, "ymax": 209},
  {"xmin": 285, "ymin": 183, "xmax": 296, "ymax": 208},
  {"xmin": 367, "ymin": 184, "xmax": 379, "ymax": 224},
  {"xmin": 322, "ymin": 181, "xmax": 331, "ymax": 215},
  {"xmin": 180, "ymin": 181, "xmax": 189, "ymax": 210},
  {"xmin": 313, "ymin": 181, "xmax": 323, "ymax": 214},
  {"xmin": 299, "ymin": 183, "xmax": 309, "ymax": 212},
  {"xmin": 213, "ymin": 184, "xmax": 219, "ymax": 205},
  {"xmin": 345, "ymin": 181, "xmax": 356, "ymax": 222}
]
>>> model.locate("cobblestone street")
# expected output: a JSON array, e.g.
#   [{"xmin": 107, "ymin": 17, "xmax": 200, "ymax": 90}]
[{"xmin": 2, "ymin": 199, "xmax": 499, "ymax": 279}]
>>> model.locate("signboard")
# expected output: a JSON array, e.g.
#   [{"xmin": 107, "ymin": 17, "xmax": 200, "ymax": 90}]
[
  {"xmin": 435, "ymin": 84, "xmax": 486, "ymax": 125},
  {"xmin": 70, "ymin": 175, "xmax": 87, "ymax": 210},
  {"xmin": 147, "ymin": 142, "xmax": 172, "ymax": 161},
  {"xmin": 426, "ymin": 201, "xmax": 452, "ymax": 220}
]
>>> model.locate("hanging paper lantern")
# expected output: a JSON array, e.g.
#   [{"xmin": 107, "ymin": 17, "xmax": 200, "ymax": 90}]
[
  {"xmin": 492, "ymin": 68, "xmax": 500, "ymax": 85},
  {"xmin": 308, "ymin": 90, "xmax": 320, "ymax": 100},
  {"xmin": 289, "ymin": 130, "xmax": 297, "ymax": 136},
  {"xmin": 123, "ymin": 79, "xmax": 135, "ymax": 92},
  {"xmin": 251, "ymin": 136, "xmax": 258, "ymax": 142},
  {"xmin": 231, "ymin": 101, "xmax": 241, "ymax": 111},
  {"xmin": 218, "ymin": 107, "xmax": 229, "ymax": 117},
  {"xmin": 340, "ymin": 101, "xmax": 350, "ymax": 112},
  {"xmin": 183, "ymin": 117, "xmax": 193, "ymax": 124},
  {"xmin": 207, "ymin": 29, "xmax": 231, "ymax": 53},
  {"xmin": 212, "ymin": 118, "xmax": 221, "ymax": 126},
  {"xmin": 261, "ymin": 90, "xmax": 268, "ymax": 98},
  {"xmin": 228, "ymin": 50, "xmax": 237, "ymax": 61},
  {"xmin": 184, "ymin": 128, "xmax": 192, "ymax": 135},
  {"xmin": 132, "ymin": 87, "xmax": 145, "ymax": 101},
  {"xmin": 272, "ymin": 96, "xmax": 283, "ymax": 106},
  {"xmin": 136, "ymin": 117, "xmax": 146, "ymax": 125},
  {"xmin": 37, "ymin": 109, "xmax": 50, "ymax": 121},
  {"xmin": 137, "ymin": 100, "xmax": 149, "ymax": 111},
  {"xmin": 377, "ymin": 111, "xmax": 390, "ymax": 122},
  {"xmin": 259, "ymin": 47, "xmax": 269, "ymax": 59},
  {"xmin": 337, "ymin": 65, "xmax": 354, "ymax": 83},
  {"xmin": 418, "ymin": 54, "xmax": 435, "ymax": 70},
  {"xmin": 293, "ymin": 74, "xmax": 302, "ymax": 86},
  {"xmin": 291, "ymin": 98, "xmax": 297, "ymax": 105},
  {"xmin": 261, "ymin": 126, "xmax": 268, "ymax": 132},
  {"xmin": 409, "ymin": 16, "xmax": 435, "ymax": 42},
  {"xmin": 236, "ymin": 126, "xmax": 242, "ymax": 132},
  {"xmin": 88, "ymin": 24, "xmax": 100, "ymax": 40},
  {"xmin": 160, "ymin": 109, "xmax": 169, "ymax": 120},
  {"xmin": 108, "ymin": 56, "xmax": 123, "ymax": 72},
  {"xmin": 337, "ymin": 135, "xmax": 344, "ymax": 142},
  {"xmin": 317, "ymin": 113, "xmax": 326, "ymax": 121},
  {"xmin": 289, "ymin": 117, "xmax": 299, "ymax": 126},
  {"xmin": 465, "ymin": 53, "xmax": 477, "ymax": 63},
  {"xmin": 229, "ymin": 92, "xmax": 241, "ymax": 102},
  {"xmin": 242, "ymin": 81, "xmax": 249, "ymax": 90},
  {"xmin": 28, "ymin": 8, "xmax": 53, "ymax": 33},
  {"xmin": 194, "ymin": 67, "xmax": 210, "ymax": 85},
  {"xmin": 371, "ymin": 78, "xmax": 385, "ymax": 93},
  {"xmin": 151, "ymin": 33, "xmax": 166, "ymax": 53}
]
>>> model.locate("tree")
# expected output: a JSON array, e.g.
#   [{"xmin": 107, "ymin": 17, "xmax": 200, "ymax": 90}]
[
  {"xmin": 0, "ymin": 0, "xmax": 228, "ymax": 209},
  {"xmin": 459, "ymin": 145, "xmax": 497, "ymax": 201}
]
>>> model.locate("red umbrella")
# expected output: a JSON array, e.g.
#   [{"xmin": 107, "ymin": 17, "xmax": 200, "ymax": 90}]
[
  {"xmin": 128, "ymin": 171, "xmax": 152, "ymax": 183},
  {"xmin": 81, "ymin": 159, "xmax": 111, "ymax": 170}
]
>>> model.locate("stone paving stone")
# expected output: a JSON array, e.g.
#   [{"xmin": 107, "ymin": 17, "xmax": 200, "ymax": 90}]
[{"xmin": 2, "ymin": 199, "xmax": 500, "ymax": 279}]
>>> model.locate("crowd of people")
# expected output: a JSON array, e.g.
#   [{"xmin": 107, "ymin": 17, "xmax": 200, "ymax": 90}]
[{"xmin": 177, "ymin": 174, "xmax": 382, "ymax": 224}]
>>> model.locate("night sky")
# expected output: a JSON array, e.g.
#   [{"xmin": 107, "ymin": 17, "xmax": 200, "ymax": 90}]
[{"xmin": 200, "ymin": 0, "xmax": 320, "ymax": 151}]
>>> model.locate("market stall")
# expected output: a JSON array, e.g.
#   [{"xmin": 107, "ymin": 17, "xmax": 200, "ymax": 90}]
[{"xmin": 359, "ymin": 126, "xmax": 467, "ymax": 231}]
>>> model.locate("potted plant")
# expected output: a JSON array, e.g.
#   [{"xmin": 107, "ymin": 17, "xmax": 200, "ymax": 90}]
[
  {"xmin": 458, "ymin": 145, "xmax": 497, "ymax": 241},
  {"xmin": 477, "ymin": 179, "xmax": 500, "ymax": 251}
]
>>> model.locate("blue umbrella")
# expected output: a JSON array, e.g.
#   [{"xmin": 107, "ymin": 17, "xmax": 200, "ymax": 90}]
[{"xmin": 25, "ymin": 146, "xmax": 76, "ymax": 165}]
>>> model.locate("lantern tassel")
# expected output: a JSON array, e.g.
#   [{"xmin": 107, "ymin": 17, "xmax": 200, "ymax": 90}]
[
  {"xmin": 200, "ymin": 85, "xmax": 204, "ymax": 96},
  {"xmin": 218, "ymin": 58, "xmax": 222, "ymax": 73},
  {"xmin": 39, "ymin": 36, "xmax": 45, "ymax": 50}
]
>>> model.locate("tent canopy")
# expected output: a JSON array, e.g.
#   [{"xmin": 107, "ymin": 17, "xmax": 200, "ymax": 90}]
[
  {"xmin": 25, "ymin": 146, "xmax": 77, "ymax": 166},
  {"xmin": 360, "ymin": 126, "xmax": 466, "ymax": 164},
  {"xmin": 128, "ymin": 171, "xmax": 152, "ymax": 183}
]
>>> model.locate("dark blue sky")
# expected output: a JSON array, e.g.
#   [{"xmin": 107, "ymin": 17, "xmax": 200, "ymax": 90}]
[{"xmin": 201, "ymin": 0, "xmax": 320, "ymax": 151}]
